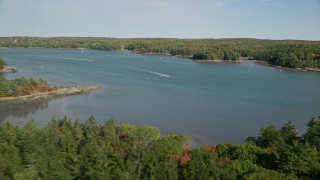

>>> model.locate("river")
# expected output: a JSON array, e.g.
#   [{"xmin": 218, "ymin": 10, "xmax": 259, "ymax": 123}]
[{"xmin": 1, "ymin": 48, "xmax": 319, "ymax": 145}]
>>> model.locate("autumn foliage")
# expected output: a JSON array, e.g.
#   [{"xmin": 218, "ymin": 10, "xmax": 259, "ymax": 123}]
[
  {"xmin": 203, "ymin": 145, "xmax": 217, "ymax": 153},
  {"xmin": 177, "ymin": 153, "xmax": 192, "ymax": 165},
  {"xmin": 0, "ymin": 77, "xmax": 58, "ymax": 97}
]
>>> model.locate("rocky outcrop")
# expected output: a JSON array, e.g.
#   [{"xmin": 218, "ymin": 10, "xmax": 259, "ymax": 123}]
[{"xmin": 0, "ymin": 67, "xmax": 17, "ymax": 73}]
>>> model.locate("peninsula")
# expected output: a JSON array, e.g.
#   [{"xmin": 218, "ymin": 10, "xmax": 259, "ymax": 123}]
[
  {"xmin": 0, "ymin": 85, "xmax": 99, "ymax": 103},
  {"xmin": 0, "ymin": 57, "xmax": 98, "ymax": 103}
]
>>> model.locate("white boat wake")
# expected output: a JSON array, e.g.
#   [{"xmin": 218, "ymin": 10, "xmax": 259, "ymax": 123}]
[{"xmin": 141, "ymin": 69, "xmax": 171, "ymax": 78}]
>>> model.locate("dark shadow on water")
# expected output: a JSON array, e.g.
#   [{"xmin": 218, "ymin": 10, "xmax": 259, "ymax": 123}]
[{"xmin": 0, "ymin": 100, "xmax": 49, "ymax": 123}]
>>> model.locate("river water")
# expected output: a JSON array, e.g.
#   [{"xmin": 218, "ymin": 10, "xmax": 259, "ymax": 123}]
[{"xmin": 1, "ymin": 48, "xmax": 319, "ymax": 145}]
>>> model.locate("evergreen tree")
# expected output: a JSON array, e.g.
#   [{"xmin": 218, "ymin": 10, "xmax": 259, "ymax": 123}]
[{"xmin": 0, "ymin": 57, "xmax": 7, "ymax": 69}]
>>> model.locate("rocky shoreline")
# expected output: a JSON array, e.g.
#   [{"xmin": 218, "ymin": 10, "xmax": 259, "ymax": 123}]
[
  {"xmin": 274, "ymin": 66, "xmax": 320, "ymax": 72},
  {"xmin": 0, "ymin": 67, "xmax": 17, "ymax": 73},
  {"xmin": 251, "ymin": 60, "xmax": 320, "ymax": 72},
  {"xmin": 194, "ymin": 59, "xmax": 320, "ymax": 72},
  {"xmin": 193, "ymin": 59, "xmax": 244, "ymax": 63},
  {"xmin": 0, "ymin": 85, "xmax": 99, "ymax": 103}
]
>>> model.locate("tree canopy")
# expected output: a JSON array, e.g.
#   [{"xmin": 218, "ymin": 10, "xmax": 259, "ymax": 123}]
[
  {"xmin": 0, "ymin": 77, "xmax": 52, "ymax": 97},
  {"xmin": 1, "ymin": 116, "xmax": 320, "ymax": 179},
  {"xmin": 0, "ymin": 57, "xmax": 7, "ymax": 69}
]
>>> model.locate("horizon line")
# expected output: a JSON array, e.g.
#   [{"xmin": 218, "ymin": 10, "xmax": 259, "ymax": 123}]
[{"xmin": 0, "ymin": 36, "xmax": 319, "ymax": 42}]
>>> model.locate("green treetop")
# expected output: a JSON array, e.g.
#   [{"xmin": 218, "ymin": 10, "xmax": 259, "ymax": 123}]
[{"xmin": 0, "ymin": 57, "xmax": 7, "ymax": 69}]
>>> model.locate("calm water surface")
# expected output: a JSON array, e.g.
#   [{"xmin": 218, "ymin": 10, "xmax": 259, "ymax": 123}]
[{"xmin": 1, "ymin": 48, "xmax": 319, "ymax": 145}]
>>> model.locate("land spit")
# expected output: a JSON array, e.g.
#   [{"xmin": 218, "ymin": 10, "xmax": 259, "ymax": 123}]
[{"xmin": 0, "ymin": 85, "xmax": 99, "ymax": 103}]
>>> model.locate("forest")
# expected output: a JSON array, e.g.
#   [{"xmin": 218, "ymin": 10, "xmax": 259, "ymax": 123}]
[
  {"xmin": 0, "ymin": 116, "xmax": 320, "ymax": 179},
  {"xmin": 0, "ymin": 37, "xmax": 320, "ymax": 69}
]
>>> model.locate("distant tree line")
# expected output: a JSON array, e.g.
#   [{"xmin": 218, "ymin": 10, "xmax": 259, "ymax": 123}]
[
  {"xmin": 1, "ymin": 116, "xmax": 320, "ymax": 179},
  {"xmin": 0, "ymin": 37, "xmax": 319, "ymax": 69}
]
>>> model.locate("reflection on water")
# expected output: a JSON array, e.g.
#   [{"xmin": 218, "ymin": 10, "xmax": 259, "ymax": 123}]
[{"xmin": 0, "ymin": 100, "xmax": 48, "ymax": 123}]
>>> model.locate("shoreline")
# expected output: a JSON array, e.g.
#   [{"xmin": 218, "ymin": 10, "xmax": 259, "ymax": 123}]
[
  {"xmin": 132, "ymin": 51, "xmax": 173, "ymax": 56},
  {"xmin": 251, "ymin": 60, "xmax": 320, "ymax": 72},
  {"xmin": 193, "ymin": 59, "xmax": 244, "ymax": 63},
  {"xmin": 0, "ymin": 67, "xmax": 17, "ymax": 73},
  {"xmin": 274, "ymin": 66, "xmax": 320, "ymax": 72},
  {"xmin": 0, "ymin": 85, "xmax": 99, "ymax": 103},
  {"xmin": 193, "ymin": 58, "xmax": 320, "ymax": 72}
]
